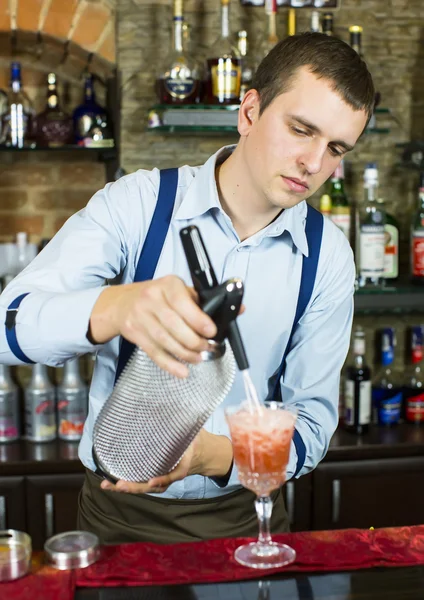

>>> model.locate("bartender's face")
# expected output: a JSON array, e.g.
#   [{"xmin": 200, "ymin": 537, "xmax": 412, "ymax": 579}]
[{"xmin": 239, "ymin": 66, "xmax": 368, "ymax": 209}]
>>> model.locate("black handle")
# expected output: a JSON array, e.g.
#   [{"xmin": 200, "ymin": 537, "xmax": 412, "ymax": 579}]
[{"xmin": 180, "ymin": 225, "xmax": 250, "ymax": 370}]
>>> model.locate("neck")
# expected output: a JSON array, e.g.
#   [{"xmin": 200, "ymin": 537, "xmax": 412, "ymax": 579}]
[{"xmin": 215, "ymin": 144, "xmax": 283, "ymax": 241}]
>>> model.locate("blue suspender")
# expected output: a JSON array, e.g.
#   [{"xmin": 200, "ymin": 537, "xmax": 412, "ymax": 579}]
[
  {"xmin": 114, "ymin": 168, "xmax": 179, "ymax": 382},
  {"xmin": 270, "ymin": 204, "xmax": 324, "ymax": 477},
  {"xmin": 5, "ymin": 293, "xmax": 35, "ymax": 364}
]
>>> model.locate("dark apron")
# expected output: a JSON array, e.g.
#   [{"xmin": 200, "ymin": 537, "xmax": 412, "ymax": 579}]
[{"xmin": 77, "ymin": 469, "xmax": 289, "ymax": 545}]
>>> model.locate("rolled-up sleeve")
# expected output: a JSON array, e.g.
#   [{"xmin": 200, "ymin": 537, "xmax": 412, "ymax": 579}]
[
  {"xmin": 0, "ymin": 178, "xmax": 133, "ymax": 366},
  {"xmin": 283, "ymin": 225, "xmax": 356, "ymax": 479}
]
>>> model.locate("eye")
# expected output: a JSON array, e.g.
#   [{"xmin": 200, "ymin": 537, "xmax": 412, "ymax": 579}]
[
  {"xmin": 291, "ymin": 126, "xmax": 308, "ymax": 136},
  {"xmin": 328, "ymin": 146, "xmax": 344, "ymax": 157}
]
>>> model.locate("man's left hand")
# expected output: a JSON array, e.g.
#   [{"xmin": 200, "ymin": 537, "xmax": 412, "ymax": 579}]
[{"xmin": 100, "ymin": 428, "xmax": 230, "ymax": 494}]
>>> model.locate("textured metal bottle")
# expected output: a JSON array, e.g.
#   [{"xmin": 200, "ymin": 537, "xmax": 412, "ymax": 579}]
[
  {"xmin": 24, "ymin": 364, "xmax": 56, "ymax": 442},
  {"xmin": 0, "ymin": 364, "xmax": 20, "ymax": 442},
  {"xmin": 57, "ymin": 358, "xmax": 88, "ymax": 441}
]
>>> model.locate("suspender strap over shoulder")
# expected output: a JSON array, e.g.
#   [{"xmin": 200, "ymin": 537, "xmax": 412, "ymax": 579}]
[
  {"xmin": 114, "ymin": 168, "xmax": 179, "ymax": 382},
  {"xmin": 271, "ymin": 204, "xmax": 324, "ymax": 478},
  {"xmin": 5, "ymin": 292, "xmax": 35, "ymax": 364}
]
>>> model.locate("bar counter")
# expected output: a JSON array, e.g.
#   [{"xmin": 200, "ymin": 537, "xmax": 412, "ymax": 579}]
[{"xmin": 4, "ymin": 524, "xmax": 424, "ymax": 599}]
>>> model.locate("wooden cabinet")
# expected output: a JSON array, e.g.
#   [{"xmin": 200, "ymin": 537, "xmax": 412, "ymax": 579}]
[
  {"xmin": 0, "ymin": 475, "xmax": 26, "ymax": 531},
  {"xmin": 26, "ymin": 473, "xmax": 85, "ymax": 550},
  {"xmin": 283, "ymin": 473, "xmax": 313, "ymax": 532},
  {"xmin": 312, "ymin": 457, "xmax": 424, "ymax": 531}
]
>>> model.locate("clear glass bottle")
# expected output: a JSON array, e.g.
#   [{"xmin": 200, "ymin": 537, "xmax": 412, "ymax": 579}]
[
  {"xmin": 155, "ymin": 0, "xmax": 200, "ymax": 105},
  {"xmin": 329, "ymin": 160, "xmax": 351, "ymax": 243},
  {"xmin": 344, "ymin": 327, "xmax": 372, "ymax": 434},
  {"xmin": 379, "ymin": 199, "xmax": 399, "ymax": 282},
  {"xmin": 57, "ymin": 358, "xmax": 88, "ymax": 441},
  {"xmin": 2, "ymin": 62, "xmax": 34, "ymax": 148},
  {"xmin": 73, "ymin": 73, "xmax": 111, "ymax": 146},
  {"xmin": 0, "ymin": 365, "xmax": 20, "ymax": 443},
  {"xmin": 404, "ymin": 326, "xmax": 424, "ymax": 424},
  {"xmin": 237, "ymin": 31, "xmax": 254, "ymax": 102},
  {"xmin": 411, "ymin": 173, "xmax": 424, "ymax": 284},
  {"xmin": 36, "ymin": 73, "xmax": 73, "ymax": 147},
  {"xmin": 24, "ymin": 364, "xmax": 56, "ymax": 442},
  {"xmin": 206, "ymin": 0, "xmax": 241, "ymax": 105},
  {"xmin": 349, "ymin": 25, "xmax": 378, "ymax": 130},
  {"xmin": 257, "ymin": 0, "xmax": 279, "ymax": 65},
  {"xmin": 310, "ymin": 11, "xmax": 321, "ymax": 33},
  {"xmin": 372, "ymin": 328, "xmax": 402, "ymax": 426},
  {"xmin": 357, "ymin": 163, "xmax": 386, "ymax": 288}
]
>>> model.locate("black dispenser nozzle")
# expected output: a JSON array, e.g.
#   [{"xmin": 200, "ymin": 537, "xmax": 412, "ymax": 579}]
[{"xmin": 180, "ymin": 225, "xmax": 249, "ymax": 371}]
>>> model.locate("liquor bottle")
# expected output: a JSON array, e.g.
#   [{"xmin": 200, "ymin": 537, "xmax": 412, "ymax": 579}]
[
  {"xmin": 357, "ymin": 163, "xmax": 385, "ymax": 288},
  {"xmin": 73, "ymin": 73, "xmax": 111, "ymax": 146},
  {"xmin": 57, "ymin": 358, "xmax": 88, "ymax": 441},
  {"xmin": 404, "ymin": 326, "xmax": 424, "ymax": 424},
  {"xmin": 155, "ymin": 0, "xmax": 200, "ymax": 105},
  {"xmin": 322, "ymin": 13, "xmax": 334, "ymax": 36},
  {"xmin": 411, "ymin": 173, "xmax": 424, "ymax": 285},
  {"xmin": 381, "ymin": 202, "xmax": 399, "ymax": 281},
  {"xmin": 257, "ymin": 0, "xmax": 279, "ymax": 65},
  {"xmin": 319, "ymin": 193, "xmax": 332, "ymax": 218},
  {"xmin": 4, "ymin": 232, "xmax": 30, "ymax": 286},
  {"xmin": 349, "ymin": 25, "xmax": 363, "ymax": 56},
  {"xmin": 0, "ymin": 365, "xmax": 20, "ymax": 443},
  {"xmin": 372, "ymin": 328, "xmax": 402, "ymax": 426},
  {"xmin": 310, "ymin": 11, "xmax": 321, "ymax": 33},
  {"xmin": 206, "ymin": 0, "xmax": 241, "ymax": 105},
  {"xmin": 24, "ymin": 364, "xmax": 56, "ymax": 442},
  {"xmin": 237, "ymin": 31, "xmax": 254, "ymax": 101},
  {"xmin": 344, "ymin": 327, "xmax": 372, "ymax": 434},
  {"xmin": 329, "ymin": 160, "xmax": 350, "ymax": 243},
  {"xmin": 36, "ymin": 73, "xmax": 73, "ymax": 147},
  {"xmin": 1, "ymin": 62, "xmax": 34, "ymax": 148},
  {"xmin": 349, "ymin": 25, "xmax": 378, "ymax": 130}
]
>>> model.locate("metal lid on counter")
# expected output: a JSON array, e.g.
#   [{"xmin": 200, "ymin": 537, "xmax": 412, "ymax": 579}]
[
  {"xmin": 0, "ymin": 529, "xmax": 32, "ymax": 582},
  {"xmin": 44, "ymin": 530, "xmax": 100, "ymax": 570}
]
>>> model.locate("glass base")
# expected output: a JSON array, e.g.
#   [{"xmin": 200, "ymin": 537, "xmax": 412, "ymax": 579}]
[{"xmin": 234, "ymin": 541, "xmax": 296, "ymax": 569}]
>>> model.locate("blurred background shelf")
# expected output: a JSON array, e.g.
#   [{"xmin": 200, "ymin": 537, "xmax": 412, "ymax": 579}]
[{"xmin": 355, "ymin": 282, "xmax": 424, "ymax": 314}]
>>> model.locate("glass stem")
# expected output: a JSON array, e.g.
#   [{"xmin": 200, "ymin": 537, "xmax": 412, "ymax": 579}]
[{"xmin": 255, "ymin": 495, "xmax": 273, "ymax": 546}]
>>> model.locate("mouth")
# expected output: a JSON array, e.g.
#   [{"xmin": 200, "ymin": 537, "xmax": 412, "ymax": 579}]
[{"xmin": 281, "ymin": 176, "xmax": 309, "ymax": 193}]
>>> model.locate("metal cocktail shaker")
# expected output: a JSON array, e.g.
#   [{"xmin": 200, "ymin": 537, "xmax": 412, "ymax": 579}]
[{"xmin": 92, "ymin": 225, "xmax": 249, "ymax": 482}]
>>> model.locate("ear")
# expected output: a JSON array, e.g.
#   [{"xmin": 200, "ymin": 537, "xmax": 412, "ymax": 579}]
[{"xmin": 238, "ymin": 89, "xmax": 260, "ymax": 136}]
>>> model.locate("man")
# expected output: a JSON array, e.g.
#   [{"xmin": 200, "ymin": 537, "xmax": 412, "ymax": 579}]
[{"xmin": 0, "ymin": 33, "xmax": 374, "ymax": 544}]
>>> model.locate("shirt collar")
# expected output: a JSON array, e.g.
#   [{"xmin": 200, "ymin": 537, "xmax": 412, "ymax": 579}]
[{"xmin": 174, "ymin": 144, "xmax": 309, "ymax": 257}]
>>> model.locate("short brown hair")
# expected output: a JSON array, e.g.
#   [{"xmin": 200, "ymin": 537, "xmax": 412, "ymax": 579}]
[{"xmin": 252, "ymin": 32, "xmax": 375, "ymax": 122}]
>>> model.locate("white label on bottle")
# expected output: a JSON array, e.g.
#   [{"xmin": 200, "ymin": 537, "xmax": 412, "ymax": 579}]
[
  {"xmin": 344, "ymin": 380, "xmax": 371, "ymax": 425},
  {"xmin": 330, "ymin": 211, "xmax": 351, "ymax": 241},
  {"xmin": 359, "ymin": 225, "xmax": 385, "ymax": 276},
  {"xmin": 384, "ymin": 223, "xmax": 399, "ymax": 278}
]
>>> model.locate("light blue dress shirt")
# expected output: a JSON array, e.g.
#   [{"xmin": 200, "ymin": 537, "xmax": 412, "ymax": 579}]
[{"xmin": 0, "ymin": 145, "xmax": 355, "ymax": 499}]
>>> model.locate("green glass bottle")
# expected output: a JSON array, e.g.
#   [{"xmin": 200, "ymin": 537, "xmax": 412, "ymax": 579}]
[{"xmin": 330, "ymin": 160, "xmax": 351, "ymax": 243}]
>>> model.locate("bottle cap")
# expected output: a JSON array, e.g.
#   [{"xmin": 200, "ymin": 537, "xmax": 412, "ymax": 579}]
[
  {"xmin": 332, "ymin": 160, "xmax": 345, "ymax": 180},
  {"xmin": 364, "ymin": 163, "xmax": 378, "ymax": 184},
  {"xmin": 16, "ymin": 232, "xmax": 27, "ymax": 248},
  {"xmin": 349, "ymin": 25, "xmax": 363, "ymax": 33},
  {"xmin": 319, "ymin": 194, "xmax": 332, "ymax": 213},
  {"xmin": 419, "ymin": 172, "xmax": 424, "ymax": 191}
]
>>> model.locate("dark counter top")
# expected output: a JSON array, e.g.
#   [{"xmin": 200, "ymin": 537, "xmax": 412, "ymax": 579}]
[
  {"xmin": 74, "ymin": 566, "xmax": 424, "ymax": 600},
  {"xmin": 1, "ymin": 424, "xmax": 424, "ymax": 476}
]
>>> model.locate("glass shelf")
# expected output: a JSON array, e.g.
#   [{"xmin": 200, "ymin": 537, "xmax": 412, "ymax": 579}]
[
  {"xmin": 147, "ymin": 125, "xmax": 239, "ymax": 136},
  {"xmin": 354, "ymin": 281, "xmax": 424, "ymax": 314},
  {"xmin": 0, "ymin": 144, "xmax": 117, "ymax": 160},
  {"xmin": 151, "ymin": 103, "xmax": 240, "ymax": 111}
]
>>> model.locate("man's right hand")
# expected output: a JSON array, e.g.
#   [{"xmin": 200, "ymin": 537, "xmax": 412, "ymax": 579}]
[{"xmin": 88, "ymin": 276, "xmax": 217, "ymax": 378}]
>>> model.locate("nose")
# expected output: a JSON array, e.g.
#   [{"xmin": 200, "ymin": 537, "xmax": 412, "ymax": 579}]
[{"xmin": 298, "ymin": 140, "xmax": 327, "ymax": 175}]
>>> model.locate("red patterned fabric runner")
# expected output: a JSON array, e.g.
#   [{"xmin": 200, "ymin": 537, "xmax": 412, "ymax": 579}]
[
  {"xmin": 0, "ymin": 551, "xmax": 75, "ymax": 600},
  {"xmin": 4, "ymin": 526, "xmax": 424, "ymax": 598},
  {"xmin": 76, "ymin": 526, "xmax": 424, "ymax": 588}
]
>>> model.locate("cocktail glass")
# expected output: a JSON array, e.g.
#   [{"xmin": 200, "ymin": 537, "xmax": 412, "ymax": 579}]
[{"xmin": 225, "ymin": 400, "xmax": 297, "ymax": 569}]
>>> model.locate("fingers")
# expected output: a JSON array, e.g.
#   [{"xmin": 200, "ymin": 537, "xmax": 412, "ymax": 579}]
[
  {"xmin": 163, "ymin": 278, "xmax": 217, "ymax": 339},
  {"xmin": 100, "ymin": 479, "xmax": 169, "ymax": 495}
]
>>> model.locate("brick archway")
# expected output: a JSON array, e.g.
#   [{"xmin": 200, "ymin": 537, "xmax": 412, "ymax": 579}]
[{"xmin": 0, "ymin": 0, "xmax": 116, "ymax": 84}]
